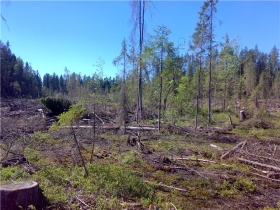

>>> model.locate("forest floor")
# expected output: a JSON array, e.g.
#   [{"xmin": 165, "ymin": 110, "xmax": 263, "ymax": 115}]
[{"xmin": 1, "ymin": 98, "xmax": 280, "ymax": 210}]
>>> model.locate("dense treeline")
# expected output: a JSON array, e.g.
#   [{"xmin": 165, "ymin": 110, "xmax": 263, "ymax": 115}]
[
  {"xmin": 0, "ymin": 41, "xmax": 42, "ymax": 98},
  {"xmin": 0, "ymin": 40, "xmax": 119, "ymax": 99},
  {"xmin": 1, "ymin": 0, "xmax": 279, "ymax": 125}
]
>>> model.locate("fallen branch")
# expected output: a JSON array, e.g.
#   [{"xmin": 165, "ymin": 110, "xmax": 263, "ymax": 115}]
[
  {"xmin": 93, "ymin": 112, "xmax": 104, "ymax": 124},
  {"xmin": 74, "ymin": 195, "xmax": 90, "ymax": 207},
  {"xmin": 170, "ymin": 165, "xmax": 206, "ymax": 178},
  {"xmin": 268, "ymin": 173, "xmax": 280, "ymax": 179},
  {"xmin": 239, "ymin": 150, "xmax": 280, "ymax": 163},
  {"xmin": 210, "ymin": 144, "xmax": 225, "ymax": 151},
  {"xmin": 220, "ymin": 141, "xmax": 246, "ymax": 160},
  {"xmin": 175, "ymin": 156, "xmax": 229, "ymax": 167},
  {"xmin": 237, "ymin": 157, "xmax": 280, "ymax": 172},
  {"xmin": 249, "ymin": 172, "xmax": 280, "ymax": 183},
  {"xmin": 170, "ymin": 202, "xmax": 178, "ymax": 210},
  {"xmin": 144, "ymin": 181, "xmax": 188, "ymax": 192}
]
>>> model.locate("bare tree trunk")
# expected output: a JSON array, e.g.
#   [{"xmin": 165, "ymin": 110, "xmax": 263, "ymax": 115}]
[
  {"xmin": 195, "ymin": 55, "xmax": 202, "ymax": 131},
  {"xmin": 208, "ymin": 0, "xmax": 214, "ymax": 124},
  {"xmin": 90, "ymin": 104, "xmax": 96, "ymax": 163},
  {"xmin": 136, "ymin": 0, "xmax": 146, "ymax": 123},
  {"xmin": 158, "ymin": 40, "xmax": 163, "ymax": 132}
]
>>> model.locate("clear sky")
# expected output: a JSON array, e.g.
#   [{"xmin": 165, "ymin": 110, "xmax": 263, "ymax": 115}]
[{"xmin": 1, "ymin": 1, "xmax": 280, "ymax": 79}]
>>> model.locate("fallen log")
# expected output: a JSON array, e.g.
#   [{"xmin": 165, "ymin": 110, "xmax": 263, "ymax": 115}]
[
  {"xmin": 237, "ymin": 157, "xmax": 280, "ymax": 172},
  {"xmin": 220, "ymin": 141, "xmax": 246, "ymax": 160},
  {"xmin": 60, "ymin": 125, "xmax": 157, "ymax": 131},
  {"xmin": 0, "ymin": 181, "xmax": 40, "ymax": 210},
  {"xmin": 126, "ymin": 126, "xmax": 157, "ymax": 131}
]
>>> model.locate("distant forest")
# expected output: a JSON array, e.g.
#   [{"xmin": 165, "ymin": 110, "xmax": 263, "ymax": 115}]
[{"xmin": 0, "ymin": 40, "xmax": 119, "ymax": 99}]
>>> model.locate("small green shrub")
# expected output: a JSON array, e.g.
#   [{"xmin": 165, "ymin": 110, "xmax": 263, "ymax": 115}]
[
  {"xmin": 120, "ymin": 150, "xmax": 144, "ymax": 166},
  {"xmin": 0, "ymin": 166, "xmax": 27, "ymax": 183},
  {"xmin": 254, "ymin": 105, "xmax": 269, "ymax": 119},
  {"xmin": 96, "ymin": 195, "xmax": 122, "ymax": 210},
  {"xmin": 215, "ymin": 180, "xmax": 238, "ymax": 198},
  {"xmin": 234, "ymin": 177, "xmax": 256, "ymax": 193},
  {"xmin": 87, "ymin": 163, "xmax": 153, "ymax": 200},
  {"xmin": 52, "ymin": 101, "xmax": 86, "ymax": 127}
]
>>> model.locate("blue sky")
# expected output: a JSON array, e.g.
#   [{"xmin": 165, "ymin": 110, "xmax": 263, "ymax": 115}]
[{"xmin": 1, "ymin": 1, "xmax": 279, "ymax": 78}]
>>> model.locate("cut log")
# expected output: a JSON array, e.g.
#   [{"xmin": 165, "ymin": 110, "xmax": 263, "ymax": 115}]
[{"xmin": 0, "ymin": 181, "xmax": 40, "ymax": 210}]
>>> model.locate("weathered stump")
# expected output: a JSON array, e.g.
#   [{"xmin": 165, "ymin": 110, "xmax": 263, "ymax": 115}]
[
  {"xmin": 240, "ymin": 110, "xmax": 246, "ymax": 121},
  {"xmin": 0, "ymin": 181, "xmax": 39, "ymax": 210}
]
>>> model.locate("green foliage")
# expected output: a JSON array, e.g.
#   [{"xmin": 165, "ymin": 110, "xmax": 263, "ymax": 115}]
[
  {"xmin": 96, "ymin": 195, "xmax": 122, "ymax": 210},
  {"xmin": 234, "ymin": 177, "xmax": 256, "ymax": 193},
  {"xmin": 24, "ymin": 147, "xmax": 40, "ymax": 162},
  {"xmin": 87, "ymin": 163, "xmax": 153, "ymax": 200},
  {"xmin": 41, "ymin": 97, "xmax": 71, "ymax": 116},
  {"xmin": 0, "ymin": 166, "xmax": 27, "ymax": 183},
  {"xmin": 215, "ymin": 177, "xmax": 256, "ymax": 198},
  {"xmin": 52, "ymin": 101, "xmax": 86, "ymax": 127},
  {"xmin": 254, "ymin": 105, "xmax": 270, "ymax": 119},
  {"xmin": 120, "ymin": 150, "xmax": 144, "ymax": 166},
  {"xmin": 30, "ymin": 163, "xmax": 152, "ymax": 206}
]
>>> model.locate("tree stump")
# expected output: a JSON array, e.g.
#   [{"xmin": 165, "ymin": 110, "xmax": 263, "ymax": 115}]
[
  {"xmin": 0, "ymin": 181, "xmax": 39, "ymax": 210},
  {"xmin": 240, "ymin": 110, "xmax": 246, "ymax": 121}
]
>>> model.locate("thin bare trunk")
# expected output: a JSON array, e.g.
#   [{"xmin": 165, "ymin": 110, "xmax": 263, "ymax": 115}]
[
  {"xmin": 158, "ymin": 48, "xmax": 163, "ymax": 132},
  {"xmin": 195, "ymin": 55, "xmax": 202, "ymax": 131},
  {"xmin": 208, "ymin": 0, "xmax": 213, "ymax": 124},
  {"xmin": 90, "ymin": 104, "xmax": 96, "ymax": 163}
]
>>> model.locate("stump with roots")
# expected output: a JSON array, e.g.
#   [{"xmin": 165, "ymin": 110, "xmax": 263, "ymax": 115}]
[{"xmin": 0, "ymin": 181, "xmax": 40, "ymax": 210}]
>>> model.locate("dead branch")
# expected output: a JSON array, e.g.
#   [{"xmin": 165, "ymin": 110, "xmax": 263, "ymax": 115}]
[
  {"xmin": 210, "ymin": 144, "xmax": 225, "ymax": 151},
  {"xmin": 70, "ymin": 126, "xmax": 88, "ymax": 176},
  {"xmin": 74, "ymin": 195, "xmax": 90, "ymax": 207},
  {"xmin": 144, "ymin": 181, "xmax": 189, "ymax": 192},
  {"xmin": 239, "ymin": 150, "xmax": 280, "ymax": 163},
  {"xmin": 249, "ymin": 172, "xmax": 280, "ymax": 183},
  {"xmin": 93, "ymin": 112, "xmax": 104, "ymax": 124},
  {"xmin": 237, "ymin": 157, "xmax": 280, "ymax": 172},
  {"xmin": 267, "ymin": 173, "xmax": 280, "ymax": 179},
  {"xmin": 170, "ymin": 165, "xmax": 206, "ymax": 178},
  {"xmin": 175, "ymin": 156, "xmax": 229, "ymax": 167},
  {"xmin": 220, "ymin": 141, "xmax": 246, "ymax": 160}
]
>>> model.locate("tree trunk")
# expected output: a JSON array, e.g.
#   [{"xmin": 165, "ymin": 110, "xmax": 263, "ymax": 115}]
[
  {"xmin": 1, "ymin": 181, "xmax": 40, "ymax": 210},
  {"xmin": 208, "ymin": 0, "xmax": 214, "ymax": 124}
]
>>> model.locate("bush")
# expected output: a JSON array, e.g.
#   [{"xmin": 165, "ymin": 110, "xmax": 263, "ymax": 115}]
[
  {"xmin": 41, "ymin": 97, "xmax": 71, "ymax": 116},
  {"xmin": 53, "ymin": 101, "xmax": 86, "ymax": 126}
]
